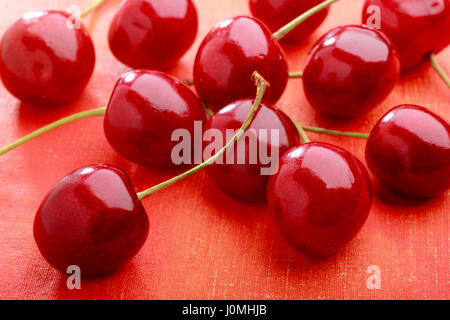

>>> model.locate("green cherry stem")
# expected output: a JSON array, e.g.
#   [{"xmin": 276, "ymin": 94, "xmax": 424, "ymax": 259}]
[
  {"xmin": 289, "ymin": 116, "xmax": 369, "ymax": 141},
  {"xmin": 80, "ymin": 0, "xmax": 108, "ymax": 19},
  {"xmin": 288, "ymin": 72, "xmax": 303, "ymax": 78},
  {"xmin": 202, "ymin": 103, "xmax": 214, "ymax": 117},
  {"xmin": 430, "ymin": 53, "xmax": 450, "ymax": 89},
  {"xmin": 137, "ymin": 72, "xmax": 269, "ymax": 200},
  {"xmin": 289, "ymin": 117, "xmax": 310, "ymax": 143},
  {"xmin": 0, "ymin": 107, "xmax": 106, "ymax": 156},
  {"xmin": 181, "ymin": 78, "xmax": 195, "ymax": 86},
  {"xmin": 273, "ymin": 0, "xmax": 338, "ymax": 41},
  {"xmin": 302, "ymin": 126, "xmax": 370, "ymax": 139}
]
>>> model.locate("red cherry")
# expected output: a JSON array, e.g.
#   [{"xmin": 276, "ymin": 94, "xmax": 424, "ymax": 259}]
[
  {"xmin": 108, "ymin": 0, "xmax": 198, "ymax": 70},
  {"xmin": 366, "ymin": 105, "xmax": 450, "ymax": 198},
  {"xmin": 193, "ymin": 16, "xmax": 288, "ymax": 110},
  {"xmin": 34, "ymin": 164, "xmax": 149, "ymax": 277},
  {"xmin": 362, "ymin": 0, "xmax": 450, "ymax": 71},
  {"xmin": 249, "ymin": 0, "xmax": 329, "ymax": 43},
  {"xmin": 204, "ymin": 99, "xmax": 300, "ymax": 203},
  {"xmin": 0, "ymin": 11, "xmax": 95, "ymax": 105},
  {"xmin": 104, "ymin": 70, "xmax": 206, "ymax": 168},
  {"xmin": 302, "ymin": 25, "xmax": 400, "ymax": 120},
  {"xmin": 267, "ymin": 143, "xmax": 372, "ymax": 257}
]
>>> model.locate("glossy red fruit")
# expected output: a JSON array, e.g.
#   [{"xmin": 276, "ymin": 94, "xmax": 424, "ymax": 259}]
[
  {"xmin": 108, "ymin": 0, "xmax": 198, "ymax": 70},
  {"xmin": 205, "ymin": 99, "xmax": 300, "ymax": 203},
  {"xmin": 34, "ymin": 164, "xmax": 149, "ymax": 277},
  {"xmin": 267, "ymin": 143, "xmax": 372, "ymax": 257},
  {"xmin": 193, "ymin": 16, "xmax": 289, "ymax": 110},
  {"xmin": 362, "ymin": 0, "xmax": 450, "ymax": 71},
  {"xmin": 249, "ymin": 0, "xmax": 329, "ymax": 43},
  {"xmin": 0, "ymin": 11, "xmax": 95, "ymax": 105},
  {"xmin": 104, "ymin": 70, "xmax": 206, "ymax": 168},
  {"xmin": 366, "ymin": 105, "xmax": 450, "ymax": 198},
  {"xmin": 302, "ymin": 25, "xmax": 400, "ymax": 120}
]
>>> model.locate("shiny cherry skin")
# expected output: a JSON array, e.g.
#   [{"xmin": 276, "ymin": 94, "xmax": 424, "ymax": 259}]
[
  {"xmin": 249, "ymin": 0, "xmax": 329, "ymax": 43},
  {"xmin": 193, "ymin": 16, "xmax": 289, "ymax": 110},
  {"xmin": 362, "ymin": 0, "xmax": 450, "ymax": 71},
  {"xmin": 204, "ymin": 99, "xmax": 300, "ymax": 203},
  {"xmin": 104, "ymin": 70, "xmax": 206, "ymax": 168},
  {"xmin": 108, "ymin": 0, "xmax": 198, "ymax": 70},
  {"xmin": 366, "ymin": 105, "xmax": 450, "ymax": 198},
  {"xmin": 0, "ymin": 11, "xmax": 95, "ymax": 105},
  {"xmin": 267, "ymin": 143, "xmax": 372, "ymax": 257},
  {"xmin": 34, "ymin": 164, "xmax": 149, "ymax": 277},
  {"xmin": 302, "ymin": 25, "xmax": 400, "ymax": 120}
]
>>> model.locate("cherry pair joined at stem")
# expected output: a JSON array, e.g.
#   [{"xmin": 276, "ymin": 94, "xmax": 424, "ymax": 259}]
[{"xmin": 33, "ymin": 72, "xmax": 268, "ymax": 277}]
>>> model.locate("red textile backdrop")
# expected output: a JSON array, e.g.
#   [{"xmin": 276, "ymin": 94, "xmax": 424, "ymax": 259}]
[{"xmin": 0, "ymin": 0, "xmax": 448, "ymax": 300}]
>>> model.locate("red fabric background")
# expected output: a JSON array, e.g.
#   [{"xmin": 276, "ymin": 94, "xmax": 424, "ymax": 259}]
[{"xmin": 0, "ymin": 0, "xmax": 448, "ymax": 300}]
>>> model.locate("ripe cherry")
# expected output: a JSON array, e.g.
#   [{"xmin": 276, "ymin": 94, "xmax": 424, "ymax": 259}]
[
  {"xmin": 0, "ymin": 11, "xmax": 95, "ymax": 105},
  {"xmin": 204, "ymin": 99, "xmax": 300, "ymax": 203},
  {"xmin": 34, "ymin": 164, "xmax": 149, "ymax": 277},
  {"xmin": 362, "ymin": 0, "xmax": 450, "ymax": 71},
  {"xmin": 249, "ymin": 0, "xmax": 329, "ymax": 44},
  {"xmin": 193, "ymin": 16, "xmax": 288, "ymax": 110},
  {"xmin": 193, "ymin": 0, "xmax": 337, "ymax": 110},
  {"xmin": 104, "ymin": 70, "xmax": 206, "ymax": 168},
  {"xmin": 302, "ymin": 25, "xmax": 401, "ymax": 120},
  {"xmin": 108, "ymin": 0, "xmax": 198, "ymax": 70},
  {"xmin": 366, "ymin": 105, "xmax": 450, "ymax": 198},
  {"xmin": 267, "ymin": 143, "xmax": 372, "ymax": 257}
]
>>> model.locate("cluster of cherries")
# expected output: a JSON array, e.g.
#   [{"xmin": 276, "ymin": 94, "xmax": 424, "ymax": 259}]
[{"xmin": 0, "ymin": 0, "xmax": 449, "ymax": 277}]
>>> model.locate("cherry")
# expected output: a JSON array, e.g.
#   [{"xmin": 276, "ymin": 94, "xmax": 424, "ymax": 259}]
[
  {"xmin": 302, "ymin": 25, "xmax": 401, "ymax": 120},
  {"xmin": 34, "ymin": 164, "xmax": 149, "ymax": 277},
  {"xmin": 267, "ymin": 142, "xmax": 372, "ymax": 257},
  {"xmin": 108, "ymin": 0, "xmax": 198, "ymax": 70},
  {"xmin": 204, "ymin": 99, "xmax": 300, "ymax": 203},
  {"xmin": 362, "ymin": 0, "xmax": 450, "ymax": 71},
  {"xmin": 249, "ymin": 0, "xmax": 329, "ymax": 44},
  {"xmin": 104, "ymin": 70, "xmax": 206, "ymax": 168},
  {"xmin": 366, "ymin": 105, "xmax": 450, "ymax": 198},
  {"xmin": 193, "ymin": 16, "xmax": 288, "ymax": 110},
  {"xmin": 193, "ymin": 0, "xmax": 336, "ymax": 110},
  {"xmin": 0, "ymin": 11, "xmax": 95, "ymax": 105}
]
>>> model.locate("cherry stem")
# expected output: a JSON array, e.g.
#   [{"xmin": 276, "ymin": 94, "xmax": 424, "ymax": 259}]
[
  {"xmin": 272, "ymin": 0, "xmax": 338, "ymax": 41},
  {"xmin": 430, "ymin": 53, "xmax": 450, "ymax": 89},
  {"xmin": 136, "ymin": 72, "xmax": 269, "ymax": 200},
  {"xmin": 181, "ymin": 78, "xmax": 194, "ymax": 86},
  {"xmin": 303, "ymin": 125, "xmax": 370, "ymax": 139},
  {"xmin": 80, "ymin": 0, "xmax": 108, "ymax": 19},
  {"xmin": 202, "ymin": 103, "xmax": 214, "ymax": 117},
  {"xmin": 289, "ymin": 117, "xmax": 310, "ymax": 143},
  {"xmin": 0, "ymin": 107, "xmax": 106, "ymax": 156},
  {"xmin": 289, "ymin": 72, "xmax": 303, "ymax": 78}
]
